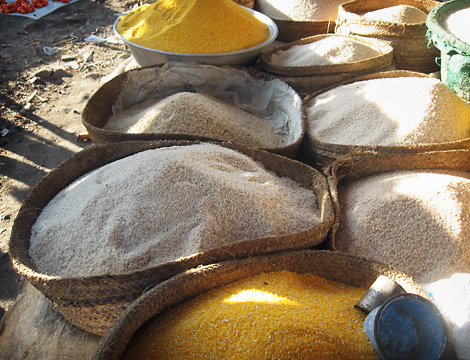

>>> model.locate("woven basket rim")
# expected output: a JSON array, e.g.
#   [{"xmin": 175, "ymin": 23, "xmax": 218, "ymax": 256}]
[
  {"xmin": 9, "ymin": 140, "xmax": 334, "ymax": 301},
  {"xmin": 92, "ymin": 249, "xmax": 430, "ymax": 360},
  {"xmin": 301, "ymin": 70, "xmax": 470, "ymax": 165},
  {"xmin": 259, "ymin": 33, "xmax": 394, "ymax": 76},
  {"xmin": 338, "ymin": 0, "xmax": 440, "ymax": 21},
  {"xmin": 81, "ymin": 64, "xmax": 305, "ymax": 158}
]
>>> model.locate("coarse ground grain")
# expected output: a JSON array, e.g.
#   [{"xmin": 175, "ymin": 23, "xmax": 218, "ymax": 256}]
[
  {"xmin": 334, "ymin": 170, "xmax": 470, "ymax": 284},
  {"xmin": 441, "ymin": 7, "xmax": 470, "ymax": 45},
  {"xmin": 305, "ymin": 76, "xmax": 470, "ymax": 146},
  {"xmin": 255, "ymin": 0, "xmax": 347, "ymax": 21},
  {"xmin": 361, "ymin": 5, "xmax": 428, "ymax": 24},
  {"xmin": 29, "ymin": 143, "xmax": 321, "ymax": 277},
  {"xmin": 121, "ymin": 270, "xmax": 377, "ymax": 360},
  {"xmin": 115, "ymin": 0, "xmax": 269, "ymax": 53},
  {"xmin": 269, "ymin": 36, "xmax": 382, "ymax": 67},
  {"xmin": 103, "ymin": 92, "xmax": 286, "ymax": 148}
]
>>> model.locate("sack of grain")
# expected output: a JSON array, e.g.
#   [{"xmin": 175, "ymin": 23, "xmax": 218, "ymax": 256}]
[
  {"xmin": 335, "ymin": 0, "xmax": 441, "ymax": 73},
  {"xmin": 82, "ymin": 62, "xmax": 305, "ymax": 159},
  {"xmin": 254, "ymin": 0, "xmax": 345, "ymax": 42},
  {"xmin": 301, "ymin": 70, "xmax": 470, "ymax": 167},
  {"xmin": 326, "ymin": 149, "xmax": 470, "ymax": 285},
  {"xmin": 8, "ymin": 140, "xmax": 334, "ymax": 336},
  {"xmin": 93, "ymin": 249, "xmax": 433, "ymax": 360},
  {"xmin": 259, "ymin": 34, "xmax": 394, "ymax": 97}
]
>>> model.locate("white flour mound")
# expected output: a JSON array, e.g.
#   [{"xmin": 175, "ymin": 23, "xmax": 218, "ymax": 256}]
[
  {"xmin": 362, "ymin": 5, "xmax": 428, "ymax": 24},
  {"xmin": 104, "ymin": 92, "xmax": 286, "ymax": 149},
  {"xmin": 334, "ymin": 170, "xmax": 470, "ymax": 284},
  {"xmin": 305, "ymin": 76, "xmax": 470, "ymax": 146},
  {"xmin": 29, "ymin": 143, "xmax": 320, "ymax": 277},
  {"xmin": 269, "ymin": 36, "xmax": 382, "ymax": 67}
]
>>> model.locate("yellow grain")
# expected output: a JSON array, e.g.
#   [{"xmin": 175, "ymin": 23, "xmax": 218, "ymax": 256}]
[
  {"xmin": 116, "ymin": 0, "xmax": 270, "ymax": 54},
  {"xmin": 122, "ymin": 270, "xmax": 378, "ymax": 359}
]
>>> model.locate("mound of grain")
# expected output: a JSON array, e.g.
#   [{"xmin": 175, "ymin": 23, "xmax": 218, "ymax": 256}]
[
  {"xmin": 269, "ymin": 36, "xmax": 382, "ymax": 67},
  {"xmin": 441, "ymin": 7, "xmax": 470, "ymax": 45},
  {"xmin": 122, "ymin": 271, "xmax": 376, "ymax": 360},
  {"xmin": 104, "ymin": 92, "xmax": 286, "ymax": 149},
  {"xmin": 305, "ymin": 76, "xmax": 470, "ymax": 146},
  {"xmin": 29, "ymin": 144, "xmax": 320, "ymax": 277},
  {"xmin": 362, "ymin": 5, "xmax": 428, "ymax": 24},
  {"xmin": 255, "ymin": 0, "xmax": 346, "ymax": 21},
  {"xmin": 334, "ymin": 170, "xmax": 470, "ymax": 284}
]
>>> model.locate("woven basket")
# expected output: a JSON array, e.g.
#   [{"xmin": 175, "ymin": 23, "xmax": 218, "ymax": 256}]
[
  {"xmin": 92, "ymin": 249, "xmax": 433, "ymax": 360},
  {"xmin": 301, "ymin": 70, "xmax": 470, "ymax": 167},
  {"xmin": 259, "ymin": 34, "xmax": 395, "ymax": 97},
  {"xmin": 325, "ymin": 148, "xmax": 469, "ymax": 288},
  {"xmin": 335, "ymin": 0, "xmax": 441, "ymax": 73},
  {"xmin": 271, "ymin": 19, "xmax": 335, "ymax": 43},
  {"xmin": 8, "ymin": 140, "xmax": 335, "ymax": 336},
  {"xmin": 82, "ymin": 62, "xmax": 305, "ymax": 159}
]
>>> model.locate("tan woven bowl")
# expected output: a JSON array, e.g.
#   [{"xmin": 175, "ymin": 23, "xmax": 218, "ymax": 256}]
[
  {"xmin": 9, "ymin": 140, "xmax": 335, "ymax": 336},
  {"xmin": 259, "ymin": 34, "xmax": 395, "ymax": 97},
  {"xmin": 271, "ymin": 19, "xmax": 335, "ymax": 43},
  {"xmin": 335, "ymin": 0, "xmax": 441, "ymax": 73},
  {"xmin": 325, "ymin": 148, "xmax": 470, "ymax": 251},
  {"xmin": 82, "ymin": 62, "xmax": 305, "ymax": 159},
  {"xmin": 92, "ymin": 249, "xmax": 435, "ymax": 360},
  {"xmin": 301, "ymin": 70, "xmax": 470, "ymax": 167}
]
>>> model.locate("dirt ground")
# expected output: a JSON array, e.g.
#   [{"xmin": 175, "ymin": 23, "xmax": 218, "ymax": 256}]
[{"xmin": 0, "ymin": 0, "xmax": 135, "ymax": 316}]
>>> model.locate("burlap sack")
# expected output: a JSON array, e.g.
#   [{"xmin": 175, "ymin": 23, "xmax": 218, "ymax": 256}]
[
  {"xmin": 82, "ymin": 62, "xmax": 305, "ymax": 159},
  {"xmin": 335, "ymin": 0, "xmax": 441, "ymax": 73},
  {"xmin": 301, "ymin": 70, "xmax": 470, "ymax": 167},
  {"xmin": 92, "ymin": 249, "xmax": 434, "ymax": 360},
  {"xmin": 259, "ymin": 34, "xmax": 395, "ymax": 97},
  {"xmin": 9, "ymin": 140, "xmax": 334, "ymax": 336}
]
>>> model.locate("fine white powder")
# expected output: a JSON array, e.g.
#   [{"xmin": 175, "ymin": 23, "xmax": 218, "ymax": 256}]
[
  {"xmin": 441, "ymin": 8, "xmax": 470, "ymax": 45},
  {"xmin": 334, "ymin": 170, "xmax": 470, "ymax": 284},
  {"xmin": 305, "ymin": 77, "xmax": 470, "ymax": 146},
  {"xmin": 269, "ymin": 36, "xmax": 382, "ymax": 67},
  {"xmin": 362, "ymin": 5, "xmax": 428, "ymax": 24},
  {"xmin": 29, "ymin": 143, "xmax": 321, "ymax": 277},
  {"xmin": 255, "ymin": 0, "xmax": 346, "ymax": 21},
  {"xmin": 104, "ymin": 92, "xmax": 286, "ymax": 149}
]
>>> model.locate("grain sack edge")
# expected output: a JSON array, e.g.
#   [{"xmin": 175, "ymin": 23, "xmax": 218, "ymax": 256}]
[
  {"xmin": 8, "ymin": 140, "xmax": 334, "ymax": 336},
  {"xmin": 301, "ymin": 70, "xmax": 470, "ymax": 167},
  {"xmin": 92, "ymin": 249, "xmax": 432, "ymax": 360},
  {"xmin": 259, "ymin": 34, "xmax": 394, "ymax": 77},
  {"xmin": 82, "ymin": 63, "xmax": 305, "ymax": 159}
]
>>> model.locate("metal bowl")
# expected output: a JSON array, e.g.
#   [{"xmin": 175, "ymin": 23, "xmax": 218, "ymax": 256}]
[{"xmin": 113, "ymin": 7, "xmax": 278, "ymax": 67}]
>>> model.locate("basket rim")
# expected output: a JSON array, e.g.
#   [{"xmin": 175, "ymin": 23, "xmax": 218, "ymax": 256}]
[
  {"xmin": 259, "ymin": 33, "xmax": 394, "ymax": 76},
  {"xmin": 92, "ymin": 249, "xmax": 431, "ymax": 360},
  {"xmin": 301, "ymin": 70, "xmax": 470, "ymax": 162},
  {"xmin": 9, "ymin": 139, "xmax": 334, "ymax": 300},
  {"xmin": 81, "ymin": 62, "xmax": 305, "ymax": 155}
]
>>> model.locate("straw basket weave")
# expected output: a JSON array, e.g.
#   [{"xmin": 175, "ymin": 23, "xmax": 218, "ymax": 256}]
[
  {"xmin": 301, "ymin": 70, "xmax": 470, "ymax": 167},
  {"xmin": 82, "ymin": 62, "xmax": 305, "ymax": 159},
  {"xmin": 8, "ymin": 140, "xmax": 335, "ymax": 336},
  {"xmin": 259, "ymin": 34, "xmax": 395, "ymax": 97},
  {"xmin": 335, "ymin": 0, "xmax": 441, "ymax": 73},
  {"xmin": 92, "ymin": 249, "xmax": 432, "ymax": 360},
  {"xmin": 271, "ymin": 19, "xmax": 335, "ymax": 43}
]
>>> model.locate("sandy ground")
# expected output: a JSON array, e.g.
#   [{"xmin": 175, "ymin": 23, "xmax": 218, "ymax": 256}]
[{"xmin": 0, "ymin": 0, "xmax": 134, "ymax": 315}]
